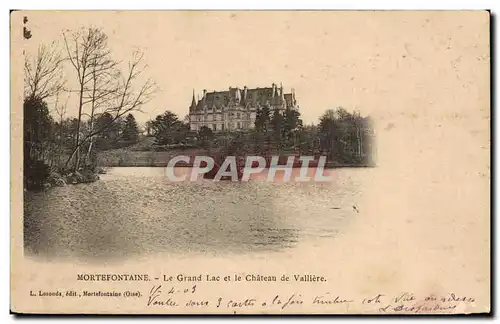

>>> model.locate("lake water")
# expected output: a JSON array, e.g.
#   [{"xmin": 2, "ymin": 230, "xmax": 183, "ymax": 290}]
[{"xmin": 24, "ymin": 167, "xmax": 369, "ymax": 262}]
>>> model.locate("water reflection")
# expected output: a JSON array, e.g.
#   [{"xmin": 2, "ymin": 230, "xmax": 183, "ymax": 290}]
[{"xmin": 24, "ymin": 167, "xmax": 364, "ymax": 261}]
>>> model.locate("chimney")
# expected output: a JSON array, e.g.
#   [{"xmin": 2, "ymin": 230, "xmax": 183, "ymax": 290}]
[
  {"xmin": 271, "ymin": 83, "xmax": 276, "ymax": 97},
  {"xmin": 202, "ymin": 89, "xmax": 207, "ymax": 106},
  {"xmin": 235, "ymin": 88, "xmax": 241, "ymax": 102},
  {"xmin": 243, "ymin": 86, "xmax": 248, "ymax": 101}
]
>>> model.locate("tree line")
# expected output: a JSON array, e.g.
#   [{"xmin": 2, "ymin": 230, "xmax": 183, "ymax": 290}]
[{"xmin": 145, "ymin": 105, "xmax": 375, "ymax": 166}]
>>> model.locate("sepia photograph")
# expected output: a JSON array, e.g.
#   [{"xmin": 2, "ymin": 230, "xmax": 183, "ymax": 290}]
[
  {"xmin": 22, "ymin": 11, "xmax": 377, "ymax": 261},
  {"xmin": 11, "ymin": 10, "xmax": 490, "ymax": 315}
]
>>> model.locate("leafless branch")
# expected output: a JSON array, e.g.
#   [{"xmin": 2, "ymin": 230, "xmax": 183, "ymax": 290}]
[
  {"xmin": 24, "ymin": 42, "xmax": 65, "ymax": 100},
  {"xmin": 62, "ymin": 29, "xmax": 158, "ymax": 170}
]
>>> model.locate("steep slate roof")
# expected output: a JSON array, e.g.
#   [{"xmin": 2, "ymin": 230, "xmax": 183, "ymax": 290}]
[
  {"xmin": 191, "ymin": 85, "xmax": 294, "ymax": 111},
  {"xmin": 244, "ymin": 87, "xmax": 277, "ymax": 106},
  {"xmin": 205, "ymin": 91, "xmax": 229, "ymax": 108}
]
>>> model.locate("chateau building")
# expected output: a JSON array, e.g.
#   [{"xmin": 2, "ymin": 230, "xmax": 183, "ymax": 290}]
[{"xmin": 188, "ymin": 83, "xmax": 298, "ymax": 132}]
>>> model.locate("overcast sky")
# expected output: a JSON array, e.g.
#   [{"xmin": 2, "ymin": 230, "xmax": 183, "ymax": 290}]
[{"xmin": 19, "ymin": 11, "xmax": 489, "ymax": 126}]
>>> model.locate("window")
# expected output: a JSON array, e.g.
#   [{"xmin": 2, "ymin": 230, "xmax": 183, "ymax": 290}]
[
  {"xmin": 221, "ymin": 124, "xmax": 225, "ymax": 131},
  {"xmin": 212, "ymin": 124, "xmax": 217, "ymax": 131},
  {"xmin": 236, "ymin": 112, "xmax": 240, "ymax": 119},
  {"xmin": 237, "ymin": 122, "xmax": 241, "ymax": 129}
]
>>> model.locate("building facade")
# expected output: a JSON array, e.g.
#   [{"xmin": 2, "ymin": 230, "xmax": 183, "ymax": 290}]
[{"xmin": 188, "ymin": 83, "xmax": 298, "ymax": 132}]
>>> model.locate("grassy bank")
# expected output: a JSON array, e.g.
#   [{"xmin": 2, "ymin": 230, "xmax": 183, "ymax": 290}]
[
  {"xmin": 96, "ymin": 148, "xmax": 206, "ymax": 167},
  {"xmin": 95, "ymin": 134, "xmax": 376, "ymax": 168},
  {"xmin": 96, "ymin": 148, "xmax": 375, "ymax": 168}
]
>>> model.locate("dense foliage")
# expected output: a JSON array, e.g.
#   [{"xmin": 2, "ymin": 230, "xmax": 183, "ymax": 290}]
[{"xmin": 146, "ymin": 107, "xmax": 375, "ymax": 166}]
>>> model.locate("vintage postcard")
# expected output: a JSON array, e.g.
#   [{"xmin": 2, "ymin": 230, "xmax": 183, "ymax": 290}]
[{"xmin": 11, "ymin": 10, "xmax": 490, "ymax": 314}]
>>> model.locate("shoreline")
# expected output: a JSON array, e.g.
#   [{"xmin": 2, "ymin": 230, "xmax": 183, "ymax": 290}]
[
  {"xmin": 26, "ymin": 162, "xmax": 374, "ymax": 192},
  {"xmin": 97, "ymin": 163, "xmax": 376, "ymax": 169},
  {"xmin": 96, "ymin": 147, "xmax": 376, "ymax": 169}
]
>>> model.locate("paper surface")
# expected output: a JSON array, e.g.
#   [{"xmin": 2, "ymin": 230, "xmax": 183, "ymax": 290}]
[{"xmin": 11, "ymin": 10, "xmax": 490, "ymax": 314}]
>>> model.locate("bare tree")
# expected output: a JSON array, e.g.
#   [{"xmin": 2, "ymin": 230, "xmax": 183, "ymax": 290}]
[
  {"xmin": 144, "ymin": 120, "xmax": 153, "ymax": 136},
  {"xmin": 53, "ymin": 93, "xmax": 70, "ymax": 166},
  {"xmin": 24, "ymin": 42, "xmax": 64, "ymax": 100},
  {"xmin": 83, "ymin": 43, "xmax": 121, "ymax": 165},
  {"xmin": 62, "ymin": 35, "xmax": 157, "ymax": 170},
  {"xmin": 63, "ymin": 28, "xmax": 122, "ymax": 171}
]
